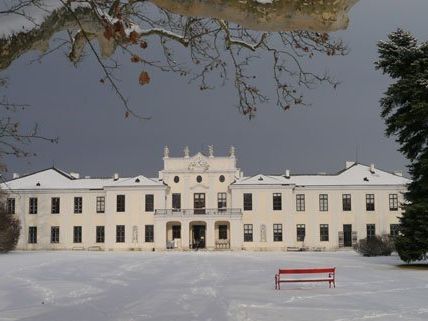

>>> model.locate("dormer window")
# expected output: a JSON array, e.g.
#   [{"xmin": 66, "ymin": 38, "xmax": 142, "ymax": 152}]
[{"xmin": 135, "ymin": 178, "xmax": 140, "ymax": 183}]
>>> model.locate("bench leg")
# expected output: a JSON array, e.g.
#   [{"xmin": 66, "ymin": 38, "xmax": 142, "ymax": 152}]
[{"xmin": 275, "ymin": 275, "xmax": 278, "ymax": 290}]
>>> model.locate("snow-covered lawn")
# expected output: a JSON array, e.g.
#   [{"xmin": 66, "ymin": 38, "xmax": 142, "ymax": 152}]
[{"xmin": 0, "ymin": 251, "xmax": 427, "ymax": 321}]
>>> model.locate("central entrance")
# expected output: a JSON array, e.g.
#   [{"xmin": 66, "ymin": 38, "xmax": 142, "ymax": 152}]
[{"xmin": 190, "ymin": 222, "xmax": 206, "ymax": 249}]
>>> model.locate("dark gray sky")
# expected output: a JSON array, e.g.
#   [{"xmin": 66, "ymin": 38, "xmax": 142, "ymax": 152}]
[{"xmin": 2, "ymin": 0, "xmax": 428, "ymax": 179}]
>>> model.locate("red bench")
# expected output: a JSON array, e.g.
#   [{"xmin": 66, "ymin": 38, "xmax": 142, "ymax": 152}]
[{"xmin": 274, "ymin": 267, "xmax": 336, "ymax": 290}]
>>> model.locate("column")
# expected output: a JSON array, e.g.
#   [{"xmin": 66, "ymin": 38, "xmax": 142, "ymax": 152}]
[
  {"xmin": 206, "ymin": 220, "xmax": 215, "ymax": 250},
  {"xmin": 181, "ymin": 221, "xmax": 190, "ymax": 250}
]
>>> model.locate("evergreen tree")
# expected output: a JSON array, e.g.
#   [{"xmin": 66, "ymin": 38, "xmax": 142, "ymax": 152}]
[
  {"xmin": 375, "ymin": 29, "xmax": 428, "ymax": 262},
  {"xmin": 0, "ymin": 193, "xmax": 21, "ymax": 253}
]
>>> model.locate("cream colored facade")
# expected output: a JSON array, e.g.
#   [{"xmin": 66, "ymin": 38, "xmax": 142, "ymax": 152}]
[{"xmin": 2, "ymin": 146, "xmax": 409, "ymax": 251}]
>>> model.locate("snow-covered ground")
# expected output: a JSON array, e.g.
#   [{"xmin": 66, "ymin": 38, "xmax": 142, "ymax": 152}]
[{"xmin": 0, "ymin": 251, "xmax": 427, "ymax": 321}]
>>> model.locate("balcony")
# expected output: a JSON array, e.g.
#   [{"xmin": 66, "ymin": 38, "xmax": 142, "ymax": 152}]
[{"xmin": 155, "ymin": 208, "xmax": 242, "ymax": 217}]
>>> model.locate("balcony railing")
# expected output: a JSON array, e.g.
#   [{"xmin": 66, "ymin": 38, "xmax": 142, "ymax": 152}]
[{"xmin": 155, "ymin": 208, "xmax": 242, "ymax": 216}]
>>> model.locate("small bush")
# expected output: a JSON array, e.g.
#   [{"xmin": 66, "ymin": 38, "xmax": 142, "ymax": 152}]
[{"xmin": 354, "ymin": 235, "xmax": 394, "ymax": 257}]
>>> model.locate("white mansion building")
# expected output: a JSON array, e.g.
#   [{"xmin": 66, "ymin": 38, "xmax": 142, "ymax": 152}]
[{"xmin": 2, "ymin": 146, "xmax": 409, "ymax": 251}]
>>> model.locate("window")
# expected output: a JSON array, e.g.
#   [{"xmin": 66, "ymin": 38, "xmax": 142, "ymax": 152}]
[
  {"xmin": 51, "ymin": 226, "xmax": 60, "ymax": 243},
  {"xmin": 319, "ymin": 194, "xmax": 328, "ymax": 211},
  {"xmin": 273, "ymin": 193, "xmax": 282, "ymax": 211},
  {"xmin": 342, "ymin": 194, "xmax": 351, "ymax": 211},
  {"xmin": 29, "ymin": 197, "xmax": 38, "ymax": 214},
  {"xmin": 73, "ymin": 226, "xmax": 82, "ymax": 243},
  {"xmin": 96, "ymin": 196, "xmax": 105, "ymax": 213},
  {"xmin": 273, "ymin": 224, "xmax": 283, "ymax": 242},
  {"xmin": 243, "ymin": 193, "xmax": 252, "ymax": 211},
  {"xmin": 296, "ymin": 194, "xmax": 305, "ymax": 211},
  {"xmin": 243, "ymin": 224, "xmax": 253, "ymax": 242},
  {"xmin": 117, "ymin": 195, "xmax": 125, "ymax": 212},
  {"xmin": 194, "ymin": 193, "xmax": 205, "ymax": 214},
  {"xmin": 390, "ymin": 224, "xmax": 400, "ymax": 238},
  {"xmin": 389, "ymin": 194, "xmax": 398, "ymax": 211},
  {"xmin": 366, "ymin": 194, "xmax": 375, "ymax": 211},
  {"xmin": 96, "ymin": 226, "xmax": 105, "ymax": 243},
  {"xmin": 28, "ymin": 226, "xmax": 37, "ymax": 244},
  {"xmin": 217, "ymin": 193, "xmax": 227, "ymax": 211},
  {"xmin": 145, "ymin": 225, "xmax": 154, "ymax": 242},
  {"xmin": 219, "ymin": 175, "xmax": 225, "ymax": 183},
  {"xmin": 172, "ymin": 193, "xmax": 181, "ymax": 210},
  {"xmin": 145, "ymin": 194, "xmax": 154, "ymax": 212},
  {"xmin": 6, "ymin": 198, "xmax": 15, "ymax": 214},
  {"xmin": 297, "ymin": 224, "xmax": 306, "ymax": 242},
  {"xmin": 196, "ymin": 175, "xmax": 202, "ymax": 183},
  {"xmin": 174, "ymin": 176, "xmax": 179, "ymax": 183},
  {"xmin": 218, "ymin": 225, "xmax": 228, "ymax": 240},
  {"xmin": 51, "ymin": 197, "xmax": 60, "ymax": 214},
  {"xmin": 320, "ymin": 224, "xmax": 329, "ymax": 242},
  {"xmin": 74, "ymin": 197, "xmax": 82, "ymax": 214},
  {"xmin": 172, "ymin": 225, "xmax": 181, "ymax": 239},
  {"xmin": 366, "ymin": 224, "xmax": 376, "ymax": 239},
  {"xmin": 116, "ymin": 225, "xmax": 125, "ymax": 243}
]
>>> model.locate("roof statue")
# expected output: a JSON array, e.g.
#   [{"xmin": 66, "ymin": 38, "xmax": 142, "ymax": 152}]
[
  {"xmin": 163, "ymin": 145, "xmax": 169, "ymax": 158},
  {"xmin": 229, "ymin": 146, "xmax": 236, "ymax": 158},
  {"xmin": 208, "ymin": 145, "xmax": 214, "ymax": 158},
  {"xmin": 184, "ymin": 146, "xmax": 190, "ymax": 158}
]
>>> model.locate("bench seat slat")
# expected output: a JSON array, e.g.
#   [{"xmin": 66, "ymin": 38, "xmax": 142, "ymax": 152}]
[
  {"xmin": 279, "ymin": 278, "xmax": 333, "ymax": 283},
  {"xmin": 278, "ymin": 268, "xmax": 335, "ymax": 274}
]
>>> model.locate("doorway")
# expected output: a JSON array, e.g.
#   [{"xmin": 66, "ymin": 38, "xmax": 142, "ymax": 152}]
[
  {"xmin": 343, "ymin": 224, "xmax": 352, "ymax": 247},
  {"xmin": 192, "ymin": 225, "xmax": 206, "ymax": 249}
]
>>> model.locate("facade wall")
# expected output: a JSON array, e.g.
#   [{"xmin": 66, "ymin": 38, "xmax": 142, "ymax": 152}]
[{"xmin": 4, "ymin": 152, "xmax": 407, "ymax": 252}]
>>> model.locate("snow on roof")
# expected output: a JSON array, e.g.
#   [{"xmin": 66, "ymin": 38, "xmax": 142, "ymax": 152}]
[
  {"xmin": 1, "ymin": 168, "xmax": 163, "ymax": 191},
  {"xmin": 233, "ymin": 164, "xmax": 410, "ymax": 187},
  {"xmin": 106, "ymin": 175, "xmax": 163, "ymax": 187}
]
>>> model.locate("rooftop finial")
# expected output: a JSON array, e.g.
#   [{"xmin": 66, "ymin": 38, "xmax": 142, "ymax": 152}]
[
  {"xmin": 229, "ymin": 145, "xmax": 236, "ymax": 158},
  {"xmin": 164, "ymin": 145, "xmax": 169, "ymax": 158},
  {"xmin": 184, "ymin": 146, "xmax": 190, "ymax": 158},
  {"xmin": 208, "ymin": 145, "xmax": 214, "ymax": 158}
]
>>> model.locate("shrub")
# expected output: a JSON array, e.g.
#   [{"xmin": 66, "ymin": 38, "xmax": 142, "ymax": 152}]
[
  {"xmin": 354, "ymin": 235, "xmax": 394, "ymax": 257},
  {"xmin": 0, "ymin": 204, "xmax": 21, "ymax": 253}
]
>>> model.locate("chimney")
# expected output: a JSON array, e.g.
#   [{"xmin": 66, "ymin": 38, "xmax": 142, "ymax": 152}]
[
  {"xmin": 12, "ymin": 173, "xmax": 19, "ymax": 179},
  {"xmin": 113, "ymin": 173, "xmax": 119, "ymax": 181},
  {"xmin": 394, "ymin": 171, "xmax": 403, "ymax": 177},
  {"xmin": 285, "ymin": 169, "xmax": 290, "ymax": 178},
  {"xmin": 345, "ymin": 161, "xmax": 355, "ymax": 169},
  {"xmin": 70, "ymin": 172, "xmax": 80, "ymax": 179},
  {"xmin": 369, "ymin": 164, "xmax": 375, "ymax": 174}
]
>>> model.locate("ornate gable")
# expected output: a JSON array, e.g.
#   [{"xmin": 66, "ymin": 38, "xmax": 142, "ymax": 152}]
[{"xmin": 188, "ymin": 153, "xmax": 210, "ymax": 171}]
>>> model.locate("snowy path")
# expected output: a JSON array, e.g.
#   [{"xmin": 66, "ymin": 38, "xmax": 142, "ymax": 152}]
[{"xmin": 0, "ymin": 251, "xmax": 427, "ymax": 321}]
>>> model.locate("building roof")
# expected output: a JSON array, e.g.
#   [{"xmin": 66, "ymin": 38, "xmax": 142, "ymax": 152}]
[
  {"xmin": 233, "ymin": 164, "xmax": 410, "ymax": 187},
  {"xmin": 1, "ymin": 163, "xmax": 410, "ymax": 191},
  {"xmin": 0, "ymin": 168, "xmax": 163, "ymax": 191}
]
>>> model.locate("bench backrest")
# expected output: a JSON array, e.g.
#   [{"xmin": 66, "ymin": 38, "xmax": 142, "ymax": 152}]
[{"xmin": 278, "ymin": 268, "xmax": 335, "ymax": 274}]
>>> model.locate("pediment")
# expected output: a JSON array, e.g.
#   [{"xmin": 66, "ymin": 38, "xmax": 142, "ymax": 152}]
[{"xmin": 188, "ymin": 153, "xmax": 210, "ymax": 171}]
